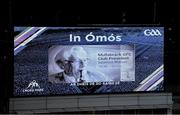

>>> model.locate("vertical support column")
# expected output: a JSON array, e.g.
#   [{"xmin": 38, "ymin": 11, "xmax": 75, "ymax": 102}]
[{"xmin": 167, "ymin": 108, "xmax": 172, "ymax": 114}]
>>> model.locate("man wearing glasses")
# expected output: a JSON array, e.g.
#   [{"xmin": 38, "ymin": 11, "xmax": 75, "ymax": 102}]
[{"xmin": 49, "ymin": 46, "xmax": 106, "ymax": 83}]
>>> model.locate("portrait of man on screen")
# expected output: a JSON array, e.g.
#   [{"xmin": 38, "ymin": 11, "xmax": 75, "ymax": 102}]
[{"xmin": 48, "ymin": 46, "xmax": 107, "ymax": 83}]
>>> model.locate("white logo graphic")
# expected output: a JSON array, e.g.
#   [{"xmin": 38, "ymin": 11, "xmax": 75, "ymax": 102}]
[
  {"xmin": 23, "ymin": 80, "xmax": 44, "ymax": 92},
  {"xmin": 26, "ymin": 80, "xmax": 40, "ymax": 89},
  {"xmin": 144, "ymin": 29, "xmax": 162, "ymax": 36}
]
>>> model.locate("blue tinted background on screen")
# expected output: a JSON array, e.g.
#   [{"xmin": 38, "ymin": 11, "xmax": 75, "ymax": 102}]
[{"xmin": 14, "ymin": 27, "xmax": 164, "ymax": 96}]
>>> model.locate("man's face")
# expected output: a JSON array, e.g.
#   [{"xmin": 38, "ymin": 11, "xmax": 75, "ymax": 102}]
[
  {"xmin": 57, "ymin": 46, "xmax": 88, "ymax": 77},
  {"xmin": 71, "ymin": 57, "xmax": 88, "ymax": 72},
  {"xmin": 61, "ymin": 56, "xmax": 88, "ymax": 77}
]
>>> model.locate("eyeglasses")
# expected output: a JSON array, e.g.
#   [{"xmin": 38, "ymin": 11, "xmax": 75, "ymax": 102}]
[{"xmin": 64, "ymin": 58, "xmax": 89, "ymax": 64}]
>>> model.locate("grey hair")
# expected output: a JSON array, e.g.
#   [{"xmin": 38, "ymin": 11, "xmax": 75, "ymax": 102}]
[{"xmin": 55, "ymin": 46, "xmax": 87, "ymax": 63}]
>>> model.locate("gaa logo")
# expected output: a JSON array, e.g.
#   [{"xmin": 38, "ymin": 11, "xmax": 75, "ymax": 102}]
[{"xmin": 144, "ymin": 29, "xmax": 162, "ymax": 36}]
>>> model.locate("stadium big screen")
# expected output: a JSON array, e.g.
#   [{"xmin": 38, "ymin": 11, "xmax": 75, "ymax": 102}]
[{"xmin": 14, "ymin": 26, "xmax": 164, "ymax": 96}]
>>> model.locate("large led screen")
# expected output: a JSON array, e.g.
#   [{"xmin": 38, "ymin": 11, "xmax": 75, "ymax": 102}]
[{"xmin": 14, "ymin": 27, "xmax": 164, "ymax": 96}]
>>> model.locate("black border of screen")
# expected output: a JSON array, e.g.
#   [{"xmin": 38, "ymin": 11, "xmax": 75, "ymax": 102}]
[{"xmin": 12, "ymin": 24, "xmax": 167, "ymax": 98}]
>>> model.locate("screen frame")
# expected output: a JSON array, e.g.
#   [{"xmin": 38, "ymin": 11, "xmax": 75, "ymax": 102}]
[{"xmin": 12, "ymin": 24, "xmax": 166, "ymax": 98}]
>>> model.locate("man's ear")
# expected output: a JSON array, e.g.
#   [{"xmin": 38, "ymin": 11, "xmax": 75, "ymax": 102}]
[{"xmin": 56, "ymin": 60, "xmax": 64, "ymax": 69}]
